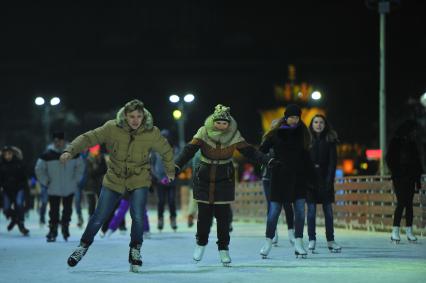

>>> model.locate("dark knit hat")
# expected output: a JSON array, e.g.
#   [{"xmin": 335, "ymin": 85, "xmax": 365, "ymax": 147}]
[
  {"xmin": 284, "ymin": 104, "xmax": 301, "ymax": 118},
  {"xmin": 52, "ymin": 132, "xmax": 65, "ymax": 140},
  {"xmin": 212, "ymin": 104, "xmax": 231, "ymax": 122}
]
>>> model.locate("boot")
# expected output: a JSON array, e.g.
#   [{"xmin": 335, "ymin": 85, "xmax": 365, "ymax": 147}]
[
  {"xmin": 294, "ymin": 238, "xmax": 307, "ymax": 258},
  {"xmin": 129, "ymin": 243, "xmax": 142, "ymax": 273},
  {"xmin": 77, "ymin": 214, "xmax": 84, "ymax": 228},
  {"xmin": 7, "ymin": 219, "xmax": 17, "ymax": 231},
  {"xmin": 308, "ymin": 240, "xmax": 316, "ymax": 252},
  {"xmin": 170, "ymin": 216, "xmax": 177, "ymax": 231},
  {"xmin": 157, "ymin": 216, "xmax": 164, "ymax": 231},
  {"xmin": 288, "ymin": 229, "xmax": 296, "ymax": 246},
  {"xmin": 67, "ymin": 241, "xmax": 90, "ymax": 267},
  {"xmin": 61, "ymin": 223, "xmax": 70, "ymax": 241},
  {"xmin": 272, "ymin": 230, "xmax": 278, "ymax": 246},
  {"xmin": 219, "ymin": 250, "xmax": 231, "ymax": 267},
  {"xmin": 17, "ymin": 222, "xmax": 30, "ymax": 236},
  {"xmin": 193, "ymin": 244, "xmax": 206, "ymax": 262},
  {"xmin": 188, "ymin": 214, "xmax": 194, "ymax": 228},
  {"xmin": 46, "ymin": 224, "xmax": 58, "ymax": 242},
  {"xmin": 391, "ymin": 226, "xmax": 400, "ymax": 243},
  {"xmin": 260, "ymin": 238, "xmax": 273, "ymax": 259},
  {"xmin": 405, "ymin": 227, "xmax": 417, "ymax": 242},
  {"xmin": 327, "ymin": 241, "xmax": 342, "ymax": 253}
]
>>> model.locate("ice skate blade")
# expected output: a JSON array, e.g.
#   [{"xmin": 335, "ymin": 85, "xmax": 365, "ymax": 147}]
[
  {"xmin": 391, "ymin": 238, "xmax": 400, "ymax": 244},
  {"xmin": 295, "ymin": 252, "xmax": 307, "ymax": 259},
  {"xmin": 408, "ymin": 239, "xmax": 418, "ymax": 244},
  {"xmin": 329, "ymin": 248, "xmax": 341, "ymax": 253},
  {"xmin": 193, "ymin": 258, "xmax": 201, "ymax": 263},
  {"xmin": 222, "ymin": 262, "xmax": 231, "ymax": 267},
  {"xmin": 260, "ymin": 254, "xmax": 268, "ymax": 259},
  {"xmin": 309, "ymin": 249, "xmax": 318, "ymax": 254},
  {"xmin": 130, "ymin": 264, "xmax": 141, "ymax": 273}
]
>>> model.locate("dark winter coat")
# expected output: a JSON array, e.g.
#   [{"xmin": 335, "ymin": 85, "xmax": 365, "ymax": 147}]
[
  {"xmin": 260, "ymin": 122, "xmax": 315, "ymax": 203},
  {"xmin": 176, "ymin": 115, "xmax": 269, "ymax": 204},
  {"xmin": 0, "ymin": 157, "xmax": 28, "ymax": 199},
  {"xmin": 306, "ymin": 131, "xmax": 338, "ymax": 204},
  {"xmin": 386, "ymin": 136, "xmax": 423, "ymax": 197},
  {"xmin": 83, "ymin": 154, "xmax": 107, "ymax": 195}
]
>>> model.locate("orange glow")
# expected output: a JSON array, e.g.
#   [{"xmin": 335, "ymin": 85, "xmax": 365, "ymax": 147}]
[{"xmin": 342, "ymin": 159, "xmax": 354, "ymax": 174}]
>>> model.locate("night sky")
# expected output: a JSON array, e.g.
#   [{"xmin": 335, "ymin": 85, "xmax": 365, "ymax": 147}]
[{"xmin": 1, "ymin": 0, "xmax": 425, "ymax": 166}]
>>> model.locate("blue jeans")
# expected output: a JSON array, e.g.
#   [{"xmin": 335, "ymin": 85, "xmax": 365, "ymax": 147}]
[
  {"xmin": 262, "ymin": 179, "xmax": 294, "ymax": 229},
  {"xmin": 266, "ymin": 199, "xmax": 305, "ymax": 239},
  {"xmin": 307, "ymin": 202, "xmax": 334, "ymax": 241},
  {"xmin": 39, "ymin": 185, "xmax": 48, "ymax": 222},
  {"xmin": 81, "ymin": 187, "xmax": 148, "ymax": 246},
  {"xmin": 3, "ymin": 189, "xmax": 25, "ymax": 222}
]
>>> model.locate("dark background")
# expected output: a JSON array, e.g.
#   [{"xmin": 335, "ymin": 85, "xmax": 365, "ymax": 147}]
[{"xmin": 0, "ymin": 0, "xmax": 425, "ymax": 170}]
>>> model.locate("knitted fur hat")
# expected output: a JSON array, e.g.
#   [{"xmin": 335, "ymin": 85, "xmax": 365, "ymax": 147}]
[{"xmin": 212, "ymin": 104, "xmax": 231, "ymax": 122}]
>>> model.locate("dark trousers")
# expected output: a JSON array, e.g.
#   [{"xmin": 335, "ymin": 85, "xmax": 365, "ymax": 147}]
[
  {"xmin": 196, "ymin": 203, "xmax": 231, "ymax": 250},
  {"xmin": 262, "ymin": 179, "xmax": 294, "ymax": 229},
  {"xmin": 393, "ymin": 179, "xmax": 415, "ymax": 227},
  {"xmin": 157, "ymin": 183, "xmax": 177, "ymax": 218},
  {"xmin": 48, "ymin": 194, "xmax": 74, "ymax": 226},
  {"xmin": 307, "ymin": 202, "xmax": 335, "ymax": 241}
]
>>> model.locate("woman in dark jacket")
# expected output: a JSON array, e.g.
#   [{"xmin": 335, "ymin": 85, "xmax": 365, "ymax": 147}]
[
  {"xmin": 386, "ymin": 120, "xmax": 423, "ymax": 243},
  {"xmin": 175, "ymin": 104, "xmax": 273, "ymax": 266},
  {"xmin": 259, "ymin": 104, "xmax": 314, "ymax": 259},
  {"xmin": 306, "ymin": 114, "xmax": 341, "ymax": 253},
  {"xmin": 0, "ymin": 146, "xmax": 29, "ymax": 235}
]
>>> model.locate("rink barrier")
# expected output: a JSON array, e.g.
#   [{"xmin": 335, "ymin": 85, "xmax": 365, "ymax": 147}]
[{"xmin": 233, "ymin": 175, "xmax": 426, "ymax": 236}]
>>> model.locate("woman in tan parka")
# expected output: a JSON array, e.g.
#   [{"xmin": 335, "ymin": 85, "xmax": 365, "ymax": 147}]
[{"xmin": 62, "ymin": 99, "xmax": 175, "ymax": 272}]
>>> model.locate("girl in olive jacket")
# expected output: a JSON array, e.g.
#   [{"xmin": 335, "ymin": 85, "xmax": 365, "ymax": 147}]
[
  {"xmin": 63, "ymin": 99, "xmax": 175, "ymax": 272},
  {"xmin": 175, "ymin": 104, "xmax": 273, "ymax": 266}
]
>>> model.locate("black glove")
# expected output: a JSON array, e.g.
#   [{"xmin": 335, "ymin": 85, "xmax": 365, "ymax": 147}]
[
  {"xmin": 267, "ymin": 158, "xmax": 281, "ymax": 168},
  {"xmin": 149, "ymin": 186, "xmax": 154, "ymax": 194}
]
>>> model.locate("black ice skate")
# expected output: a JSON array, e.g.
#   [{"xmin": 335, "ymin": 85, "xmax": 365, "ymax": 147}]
[
  {"xmin": 67, "ymin": 242, "xmax": 89, "ymax": 267},
  {"xmin": 62, "ymin": 223, "xmax": 70, "ymax": 241},
  {"xmin": 46, "ymin": 224, "xmax": 58, "ymax": 242},
  {"xmin": 17, "ymin": 222, "xmax": 30, "ymax": 236},
  {"xmin": 157, "ymin": 217, "xmax": 164, "ymax": 231},
  {"xmin": 129, "ymin": 244, "xmax": 142, "ymax": 272},
  {"xmin": 170, "ymin": 216, "xmax": 177, "ymax": 231}
]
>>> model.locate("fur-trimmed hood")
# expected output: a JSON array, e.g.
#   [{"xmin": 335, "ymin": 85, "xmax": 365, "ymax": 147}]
[
  {"xmin": 194, "ymin": 114, "xmax": 245, "ymax": 147},
  {"xmin": 115, "ymin": 106, "xmax": 154, "ymax": 131}
]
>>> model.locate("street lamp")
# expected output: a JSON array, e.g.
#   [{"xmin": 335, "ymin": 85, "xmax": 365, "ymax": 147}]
[
  {"xmin": 311, "ymin": 91, "xmax": 322, "ymax": 101},
  {"xmin": 35, "ymin": 96, "xmax": 61, "ymax": 145},
  {"xmin": 169, "ymin": 93, "xmax": 196, "ymax": 150}
]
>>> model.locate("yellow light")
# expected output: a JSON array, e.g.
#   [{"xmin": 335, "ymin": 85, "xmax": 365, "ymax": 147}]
[
  {"xmin": 173, "ymin": 110, "xmax": 182, "ymax": 120},
  {"xmin": 360, "ymin": 162, "xmax": 368, "ymax": 170}
]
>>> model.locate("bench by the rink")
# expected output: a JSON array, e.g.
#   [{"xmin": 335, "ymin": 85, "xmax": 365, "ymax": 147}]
[{"xmin": 232, "ymin": 175, "xmax": 426, "ymax": 236}]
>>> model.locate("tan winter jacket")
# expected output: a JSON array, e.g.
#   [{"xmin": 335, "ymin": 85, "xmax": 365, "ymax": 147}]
[{"xmin": 65, "ymin": 107, "xmax": 175, "ymax": 194}]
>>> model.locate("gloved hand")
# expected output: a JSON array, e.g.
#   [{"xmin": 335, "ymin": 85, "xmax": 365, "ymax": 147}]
[{"xmin": 267, "ymin": 158, "xmax": 281, "ymax": 168}]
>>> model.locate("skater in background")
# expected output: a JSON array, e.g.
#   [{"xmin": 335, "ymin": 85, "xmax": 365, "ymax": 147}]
[
  {"xmin": 261, "ymin": 119, "xmax": 295, "ymax": 247},
  {"xmin": 0, "ymin": 146, "xmax": 30, "ymax": 236},
  {"xmin": 259, "ymin": 104, "xmax": 315, "ymax": 259},
  {"xmin": 82, "ymin": 144, "xmax": 107, "ymax": 217},
  {"xmin": 306, "ymin": 114, "xmax": 341, "ymax": 253},
  {"xmin": 35, "ymin": 132, "xmax": 85, "ymax": 242},
  {"xmin": 386, "ymin": 119, "xmax": 423, "ymax": 243},
  {"xmin": 150, "ymin": 129, "xmax": 178, "ymax": 232},
  {"xmin": 175, "ymin": 104, "xmax": 275, "ymax": 266},
  {"xmin": 64, "ymin": 99, "xmax": 175, "ymax": 272}
]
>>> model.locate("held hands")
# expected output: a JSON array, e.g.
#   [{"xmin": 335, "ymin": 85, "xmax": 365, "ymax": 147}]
[{"xmin": 59, "ymin": 152, "xmax": 72, "ymax": 164}]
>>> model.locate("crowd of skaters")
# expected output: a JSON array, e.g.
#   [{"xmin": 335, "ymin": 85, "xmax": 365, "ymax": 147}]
[{"xmin": 0, "ymin": 99, "xmax": 423, "ymax": 272}]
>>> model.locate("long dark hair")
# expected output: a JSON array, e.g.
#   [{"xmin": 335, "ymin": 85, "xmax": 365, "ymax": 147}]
[{"xmin": 308, "ymin": 114, "xmax": 339, "ymax": 143}]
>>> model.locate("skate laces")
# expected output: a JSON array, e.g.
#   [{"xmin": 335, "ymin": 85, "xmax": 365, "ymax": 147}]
[
  {"xmin": 130, "ymin": 248, "xmax": 141, "ymax": 260},
  {"xmin": 71, "ymin": 246, "xmax": 88, "ymax": 260}
]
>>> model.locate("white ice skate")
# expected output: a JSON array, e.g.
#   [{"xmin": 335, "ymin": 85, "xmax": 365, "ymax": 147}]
[
  {"xmin": 260, "ymin": 238, "xmax": 273, "ymax": 259},
  {"xmin": 193, "ymin": 244, "xmax": 206, "ymax": 263},
  {"xmin": 308, "ymin": 240, "xmax": 316, "ymax": 253},
  {"xmin": 67, "ymin": 244, "xmax": 89, "ymax": 267},
  {"xmin": 288, "ymin": 229, "xmax": 295, "ymax": 246},
  {"xmin": 405, "ymin": 227, "xmax": 417, "ymax": 243},
  {"xmin": 272, "ymin": 231, "xmax": 279, "ymax": 246},
  {"xmin": 129, "ymin": 246, "xmax": 142, "ymax": 273},
  {"xmin": 219, "ymin": 250, "xmax": 232, "ymax": 267},
  {"xmin": 327, "ymin": 241, "xmax": 342, "ymax": 253},
  {"xmin": 391, "ymin": 226, "xmax": 400, "ymax": 244},
  {"xmin": 294, "ymin": 238, "xmax": 307, "ymax": 259}
]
